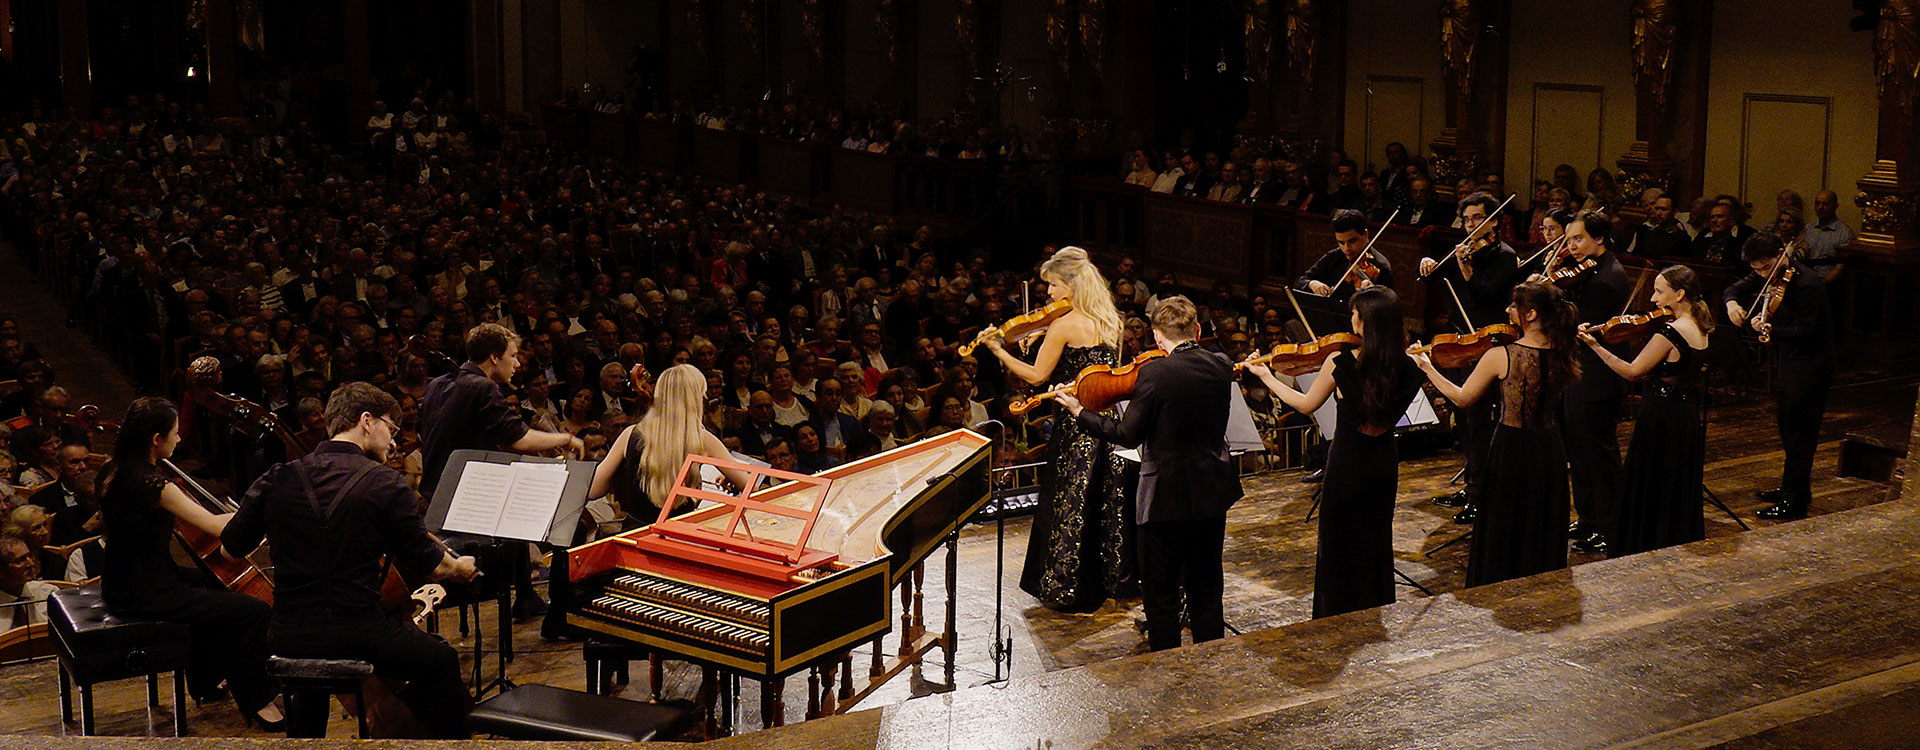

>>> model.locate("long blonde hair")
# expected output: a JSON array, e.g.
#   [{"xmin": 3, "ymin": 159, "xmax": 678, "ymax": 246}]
[
  {"xmin": 1040, "ymin": 247, "xmax": 1122, "ymax": 348},
  {"xmin": 636, "ymin": 364, "xmax": 708, "ymax": 505}
]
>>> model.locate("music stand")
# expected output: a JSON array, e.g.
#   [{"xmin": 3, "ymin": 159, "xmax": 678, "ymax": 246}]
[
  {"xmin": 1289, "ymin": 292, "xmax": 1354, "ymax": 337},
  {"xmin": 424, "ymin": 449, "xmax": 597, "ymax": 698}
]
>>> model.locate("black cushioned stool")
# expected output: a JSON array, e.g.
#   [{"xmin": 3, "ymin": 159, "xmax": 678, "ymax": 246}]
[
  {"xmin": 468, "ymin": 683, "xmax": 695, "ymax": 741},
  {"xmin": 47, "ymin": 585, "xmax": 193, "ymax": 736},
  {"xmin": 266, "ymin": 656, "xmax": 373, "ymax": 738}
]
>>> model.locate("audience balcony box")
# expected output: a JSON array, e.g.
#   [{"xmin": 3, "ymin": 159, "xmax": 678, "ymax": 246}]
[{"xmin": 586, "ymin": 111, "xmax": 635, "ymax": 162}]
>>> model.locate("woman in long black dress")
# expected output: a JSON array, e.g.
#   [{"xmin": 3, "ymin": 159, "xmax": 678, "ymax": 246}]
[
  {"xmin": 99, "ymin": 397, "xmax": 283, "ymax": 728},
  {"xmin": 1245, "ymin": 287, "xmax": 1424, "ymax": 618},
  {"xmin": 979, "ymin": 247, "xmax": 1133, "ymax": 612},
  {"xmin": 1578, "ymin": 265, "xmax": 1712, "ymax": 557},
  {"xmin": 1411, "ymin": 282, "xmax": 1581, "ymax": 587}
]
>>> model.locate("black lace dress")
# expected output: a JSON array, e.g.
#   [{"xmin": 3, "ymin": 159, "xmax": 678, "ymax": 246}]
[
  {"xmin": 1466, "ymin": 344, "xmax": 1571, "ymax": 588},
  {"xmin": 1019, "ymin": 344, "xmax": 1136, "ymax": 611},
  {"xmin": 1315, "ymin": 351, "xmax": 1426, "ymax": 619},
  {"xmin": 1611, "ymin": 325, "xmax": 1707, "ymax": 557}
]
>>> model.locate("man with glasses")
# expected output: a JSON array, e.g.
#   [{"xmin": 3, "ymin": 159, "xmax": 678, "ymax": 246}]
[{"xmin": 224, "ymin": 382, "xmax": 480, "ymax": 739}]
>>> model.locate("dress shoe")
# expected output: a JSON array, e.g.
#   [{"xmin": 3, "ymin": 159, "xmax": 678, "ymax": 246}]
[
  {"xmin": 1434, "ymin": 489, "xmax": 1469, "ymax": 508},
  {"xmin": 1302, "ymin": 468, "xmax": 1325, "ymax": 484},
  {"xmin": 1452, "ymin": 505, "xmax": 1478, "ymax": 524},
  {"xmin": 1756, "ymin": 488, "xmax": 1785, "ymax": 504},
  {"xmin": 1755, "ymin": 501, "xmax": 1807, "ymax": 520},
  {"xmin": 1570, "ymin": 531, "xmax": 1609, "ymax": 554}
]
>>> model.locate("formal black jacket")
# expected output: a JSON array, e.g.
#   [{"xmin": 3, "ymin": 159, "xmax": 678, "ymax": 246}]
[
  {"xmin": 1076, "ymin": 342, "xmax": 1242, "ymax": 524},
  {"xmin": 1723, "ymin": 261, "xmax": 1833, "ymax": 392},
  {"xmin": 419, "ymin": 363, "xmax": 533, "ymax": 499},
  {"xmin": 1429, "ymin": 241, "xmax": 1519, "ymax": 334},
  {"xmin": 1296, "ymin": 247, "xmax": 1395, "ymax": 306},
  {"xmin": 1562, "ymin": 251, "xmax": 1631, "ymax": 402}
]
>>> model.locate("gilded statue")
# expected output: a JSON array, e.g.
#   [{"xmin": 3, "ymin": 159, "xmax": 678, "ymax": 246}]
[
  {"xmin": 957, "ymin": 0, "xmax": 981, "ymax": 73},
  {"xmin": 1438, "ymin": 0, "xmax": 1480, "ymax": 98},
  {"xmin": 1048, "ymin": 0, "xmax": 1075, "ymax": 77},
  {"xmin": 877, "ymin": 0, "xmax": 898, "ymax": 63},
  {"xmin": 686, "ymin": 0, "xmax": 709, "ymax": 53},
  {"xmin": 1246, "ymin": 0, "xmax": 1274, "ymax": 84},
  {"xmin": 1630, "ymin": 0, "xmax": 1676, "ymax": 107},
  {"xmin": 1285, "ymin": 0, "xmax": 1317, "ymax": 90},
  {"xmin": 1877, "ymin": 0, "xmax": 1920, "ymax": 111},
  {"xmin": 802, "ymin": 0, "xmax": 825, "ymax": 61},
  {"xmin": 741, "ymin": 0, "xmax": 764, "ymax": 57},
  {"xmin": 1081, "ymin": 0, "xmax": 1108, "ymax": 78}
]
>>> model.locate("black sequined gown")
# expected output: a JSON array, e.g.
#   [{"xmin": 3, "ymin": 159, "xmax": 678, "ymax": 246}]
[{"xmin": 1020, "ymin": 344, "xmax": 1136, "ymax": 611}]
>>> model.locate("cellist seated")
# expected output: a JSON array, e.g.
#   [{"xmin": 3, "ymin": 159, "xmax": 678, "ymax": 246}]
[{"xmin": 223, "ymin": 383, "xmax": 479, "ymax": 739}]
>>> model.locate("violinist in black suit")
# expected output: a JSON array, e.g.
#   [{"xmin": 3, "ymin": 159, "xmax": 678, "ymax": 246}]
[
  {"xmin": 1724, "ymin": 233, "xmax": 1833, "ymax": 520},
  {"xmin": 1055, "ymin": 296, "xmax": 1242, "ymax": 651},
  {"xmin": 1297, "ymin": 210, "xmax": 1395, "ymax": 307},
  {"xmin": 1416, "ymin": 192, "xmax": 1520, "ymax": 518},
  {"xmin": 1549, "ymin": 211, "xmax": 1631, "ymax": 553}
]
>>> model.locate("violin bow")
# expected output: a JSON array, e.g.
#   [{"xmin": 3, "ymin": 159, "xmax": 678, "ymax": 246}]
[
  {"xmin": 1443, "ymin": 278, "xmax": 1478, "ymax": 332},
  {"xmin": 1284, "ymin": 287, "xmax": 1319, "ymax": 339},
  {"xmin": 1422, "ymin": 193, "xmax": 1517, "ymax": 277},
  {"xmin": 1621, "ymin": 269, "xmax": 1650, "ymax": 316},
  {"xmin": 1518, "ymin": 234, "xmax": 1571, "ymax": 271},
  {"xmin": 1328, "ymin": 208, "xmax": 1401, "ymax": 294}
]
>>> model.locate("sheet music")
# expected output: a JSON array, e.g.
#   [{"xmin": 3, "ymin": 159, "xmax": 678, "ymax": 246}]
[
  {"xmin": 442, "ymin": 462, "xmax": 516, "ymax": 536},
  {"xmin": 496, "ymin": 462, "xmax": 569, "ymax": 541},
  {"xmin": 441, "ymin": 460, "xmax": 570, "ymax": 541}
]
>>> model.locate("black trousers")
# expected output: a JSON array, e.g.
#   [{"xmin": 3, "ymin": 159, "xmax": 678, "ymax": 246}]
[
  {"xmin": 111, "ymin": 585, "xmax": 278, "ymax": 715},
  {"xmin": 1136, "ymin": 517, "xmax": 1226, "ymax": 652},
  {"xmin": 271, "ymin": 611, "xmax": 470, "ymax": 739},
  {"xmin": 1775, "ymin": 373, "xmax": 1832, "ymax": 505},
  {"xmin": 1563, "ymin": 394, "xmax": 1623, "ymax": 532}
]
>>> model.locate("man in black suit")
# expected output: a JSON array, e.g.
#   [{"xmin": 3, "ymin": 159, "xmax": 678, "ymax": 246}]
[
  {"xmin": 732, "ymin": 390, "xmax": 793, "ymax": 459},
  {"xmin": 1296, "ymin": 209, "xmax": 1395, "ymax": 307},
  {"xmin": 1400, "ymin": 178, "xmax": 1450, "ymax": 228},
  {"xmin": 1056, "ymin": 296, "xmax": 1241, "ymax": 651},
  {"xmin": 1724, "ymin": 233, "xmax": 1833, "ymax": 519},
  {"xmin": 1418, "ymin": 193, "xmax": 1520, "ymax": 520},
  {"xmin": 1554, "ymin": 211, "xmax": 1631, "ymax": 553}
]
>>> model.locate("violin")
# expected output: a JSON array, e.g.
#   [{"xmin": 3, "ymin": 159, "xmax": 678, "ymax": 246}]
[
  {"xmin": 961, "ymin": 298, "xmax": 1072, "ymax": 357},
  {"xmin": 1236, "ymin": 332, "xmax": 1363, "ymax": 377},
  {"xmin": 1344, "ymin": 256, "xmax": 1382, "ymax": 289},
  {"xmin": 1546, "ymin": 256, "xmax": 1598, "ymax": 289},
  {"xmin": 1408, "ymin": 323, "xmax": 1521, "ymax": 370},
  {"xmin": 1751, "ymin": 264, "xmax": 1796, "ymax": 344},
  {"xmin": 1582, "ymin": 308, "xmax": 1674, "ymax": 346},
  {"xmin": 1009, "ymin": 348, "xmax": 1166, "ymax": 415}
]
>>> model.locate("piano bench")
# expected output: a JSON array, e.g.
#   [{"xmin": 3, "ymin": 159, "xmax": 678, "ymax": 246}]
[
  {"xmin": 266, "ymin": 656, "xmax": 374, "ymax": 738},
  {"xmin": 469, "ymin": 683, "xmax": 696, "ymax": 742},
  {"xmin": 47, "ymin": 584, "xmax": 194, "ymax": 737}
]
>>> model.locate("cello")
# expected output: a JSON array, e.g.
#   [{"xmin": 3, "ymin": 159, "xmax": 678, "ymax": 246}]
[{"xmin": 160, "ymin": 458, "xmax": 276, "ymax": 605}]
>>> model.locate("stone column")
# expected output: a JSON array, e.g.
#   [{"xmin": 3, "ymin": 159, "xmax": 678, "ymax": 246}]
[
  {"xmin": 203, "ymin": 0, "xmax": 238, "ymax": 116},
  {"xmin": 1614, "ymin": 0, "xmax": 1682, "ymax": 222},
  {"xmin": 1853, "ymin": 1, "xmax": 1920, "ymax": 262}
]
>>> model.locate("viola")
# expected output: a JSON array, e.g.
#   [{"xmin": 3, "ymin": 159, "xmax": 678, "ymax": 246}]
[
  {"xmin": 1008, "ymin": 348, "xmax": 1166, "ymax": 415},
  {"xmin": 961, "ymin": 298, "xmax": 1071, "ymax": 357},
  {"xmin": 1236, "ymin": 332, "xmax": 1363, "ymax": 377},
  {"xmin": 1583, "ymin": 308, "xmax": 1674, "ymax": 346},
  {"xmin": 1344, "ymin": 256, "xmax": 1382, "ymax": 289},
  {"xmin": 1409, "ymin": 323, "xmax": 1521, "ymax": 370}
]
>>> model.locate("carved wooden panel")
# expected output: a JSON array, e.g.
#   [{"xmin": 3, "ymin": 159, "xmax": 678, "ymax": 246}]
[
  {"xmin": 757, "ymin": 139, "xmax": 817, "ymax": 203},
  {"xmin": 634, "ymin": 120, "xmax": 682, "ymax": 172},
  {"xmin": 1142, "ymin": 198, "xmax": 1253, "ymax": 280}
]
